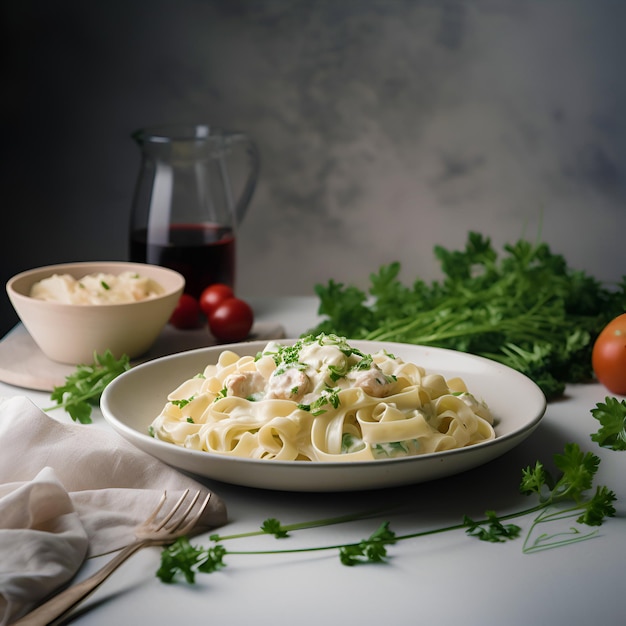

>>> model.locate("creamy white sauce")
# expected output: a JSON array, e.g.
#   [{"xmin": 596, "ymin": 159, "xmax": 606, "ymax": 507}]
[
  {"xmin": 150, "ymin": 335, "xmax": 496, "ymax": 462},
  {"xmin": 30, "ymin": 271, "xmax": 164, "ymax": 304},
  {"xmin": 224, "ymin": 339, "xmax": 395, "ymax": 407}
]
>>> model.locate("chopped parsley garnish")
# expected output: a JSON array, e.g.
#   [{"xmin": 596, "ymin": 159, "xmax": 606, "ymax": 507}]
[
  {"xmin": 299, "ymin": 386, "xmax": 341, "ymax": 415},
  {"xmin": 171, "ymin": 397, "xmax": 195, "ymax": 409},
  {"xmin": 214, "ymin": 387, "xmax": 228, "ymax": 402},
  {"xmin": 341, "ymin": 433, "xmax": 366, "ymax": 453},
  {"xmin": 328, "ymin": 362, "xmax": 348, "ymax": 382}
]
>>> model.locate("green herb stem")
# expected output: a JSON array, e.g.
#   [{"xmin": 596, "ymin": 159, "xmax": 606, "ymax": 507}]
[
  {"xmin": 214, "ymin": 508, "xmax": 389, "ymax": 542},
  {"xmin": 219, "ymin": 504, "xmax": 547, "ymax": 558},
  {"xmin": 157, "ymin": 439, "xmax": 617, "ymax": 583}
]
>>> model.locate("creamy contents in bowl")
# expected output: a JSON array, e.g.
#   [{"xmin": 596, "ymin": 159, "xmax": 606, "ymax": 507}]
[{"xmin": 30, "ymin": 271, "xmax": 164, "ymax": 304}]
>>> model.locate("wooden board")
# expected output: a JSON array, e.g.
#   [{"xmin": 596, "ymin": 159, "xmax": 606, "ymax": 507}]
[{"xmin": 0, "ymin": 322, "xmax": 286, "ymax": 392}]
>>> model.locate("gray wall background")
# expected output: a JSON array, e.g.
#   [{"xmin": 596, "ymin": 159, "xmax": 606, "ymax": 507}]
[{"xmin": 2, "ymin": 0, "xmax": 625, "ymax": 337}]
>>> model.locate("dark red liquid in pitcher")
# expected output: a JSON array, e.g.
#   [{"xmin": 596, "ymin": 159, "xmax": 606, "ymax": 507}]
[{"xmin": 130, "ymin": 224, "xmax": 235, "ymax": 299}]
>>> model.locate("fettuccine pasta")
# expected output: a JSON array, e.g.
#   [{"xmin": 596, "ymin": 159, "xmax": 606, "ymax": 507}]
[{"xmin": 149, "ymin": 334, "xmax": 495, "ymax": 461}]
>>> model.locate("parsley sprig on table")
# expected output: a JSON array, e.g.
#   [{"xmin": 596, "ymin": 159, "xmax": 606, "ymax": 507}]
[
  {"xmin": 591, "ymin": 397, "xmax": 626, "ymax": 451},
  {"xmin": 156, "ymin": 441, "xmax": 616, "ymax": 584},
  {"xmin": 45, "ymin": 350, "xmax": 130, "ymax": 423},
  {"xmin": 307, "ymin": 232, "xmax": 626, "ymax": 399}
]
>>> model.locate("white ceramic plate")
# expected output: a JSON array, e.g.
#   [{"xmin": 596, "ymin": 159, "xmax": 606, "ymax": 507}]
[{"xmin": 101, "ymin": 340, "xmax": 546, "ymax": 492}]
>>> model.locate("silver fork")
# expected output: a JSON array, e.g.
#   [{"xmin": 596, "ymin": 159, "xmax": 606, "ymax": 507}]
[{"xmin": 13, "ymin": 489, "xmax": 212, "ymax": 626}]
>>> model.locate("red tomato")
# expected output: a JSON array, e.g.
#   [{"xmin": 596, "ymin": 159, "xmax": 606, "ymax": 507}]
[
  {"xmin": 592, "ymin": 313, "xmax": 626, "ymax": 395},
  {"xmin": 199, "ymin": 284, "xmax": 235, "ymax": 317},
  {"xmin": 208, "ymin": 298, "xmax": 254, "ymax": 342},
  {"xmin": 169, "ymin": 294, "xmax": 201, "ymax": 329}
]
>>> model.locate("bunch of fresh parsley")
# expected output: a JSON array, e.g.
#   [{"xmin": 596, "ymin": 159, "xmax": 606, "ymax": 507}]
[{"xmin": 307, "ymin": 232, "xmax": 626, "ymax": 399}]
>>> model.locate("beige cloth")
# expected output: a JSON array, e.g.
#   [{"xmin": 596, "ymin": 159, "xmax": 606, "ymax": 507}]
[{"xmin": 0, "ymin": 396, "xmax": 227, "ymax": 625}]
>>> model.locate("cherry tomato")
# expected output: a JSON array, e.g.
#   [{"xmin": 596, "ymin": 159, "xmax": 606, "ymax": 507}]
[
  {"xmin": 208, "ymin": 297, "xmax": 254, "ymax": 342},
  {"xmin": 592, "ymin": 313, "xmax": 626, "ymax": 395},
  {"xmin": 199, "ymin": 283, "xmax": 234, "ymax": 317},
  {"xmin": 169, "ymin": 294, "xmax": 201, "ymax": 329}
]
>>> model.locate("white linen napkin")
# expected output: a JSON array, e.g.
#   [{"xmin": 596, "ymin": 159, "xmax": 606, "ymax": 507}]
[{"xmin": 0, "ymin": 396, "xmax": 227, "ymax": 626}]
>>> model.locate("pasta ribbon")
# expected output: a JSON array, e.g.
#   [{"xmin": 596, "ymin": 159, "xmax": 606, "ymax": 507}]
[{"xmin": 149, "ymin": 335, "xmax": 495, "ymax": 462}]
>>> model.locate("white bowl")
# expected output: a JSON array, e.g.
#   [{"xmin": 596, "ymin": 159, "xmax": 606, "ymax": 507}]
[{"xmin": 6, "ymin": 261, "xmax": 185, "ymax": 364}]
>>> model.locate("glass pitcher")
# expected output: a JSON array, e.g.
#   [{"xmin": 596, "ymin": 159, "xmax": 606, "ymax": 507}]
[{"xmin": 129, "ymin": 124, "xmax": 260, "ymax": 298}]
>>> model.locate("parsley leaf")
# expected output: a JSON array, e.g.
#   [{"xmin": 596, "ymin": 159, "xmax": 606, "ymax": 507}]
[
  {"xmin": 519, "ymin": 460, "xmax": 553, "ymax": 496},
  {"xmin": 157, "ymin": 536, "xmax": 205, "ymax": 583},
  {"xmin": 157, "ymin": 537, "xmax": 226, "ymax": 583},
  {"xmin": 590, "ymin": 397, "xmax": 626, "ymax": 451},
  {"xmin": 339, "ymin": 522, "xmax": 396, "ymax": 566},
  {"xmin": 550, "ymin": 443, "xmax": 598, "ymax": 501},
  {"xmin": 261, "ymin": 518, "xmax": 289, "ymax": 538},
  {"xmin": 171, "ymin": 396, "xmax": 195, "ymax": 409},
  {"xmin": 45, "ymin": 350, "xmax": 130, "ymax": 423},
  {"xmin": 520, "ymin": 443, "xmax": 606, "ymax": 506},
  {"xmin": 464, "ymin": 510, "xmax": 522, "ymax": 543},
  {"xmin": 576, "ymin": 486, "xmax": 617, "ymax": 526}
]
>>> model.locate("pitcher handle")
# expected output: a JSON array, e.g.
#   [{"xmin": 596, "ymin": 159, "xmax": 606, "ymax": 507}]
[{"xmin": 223, "ymin": 133, "xmax": 260, "ymax": 225}]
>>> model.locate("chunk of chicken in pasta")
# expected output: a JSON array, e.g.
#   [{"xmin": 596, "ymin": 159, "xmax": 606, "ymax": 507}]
[{"xmin": 349, "ymin": 366, "xmax": 394, "ymax": 397}]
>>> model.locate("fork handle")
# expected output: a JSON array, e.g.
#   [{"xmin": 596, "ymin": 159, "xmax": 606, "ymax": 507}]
[{"xmin": 12, "ymin": 540, "xmax": 149, "ymax": 626}]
